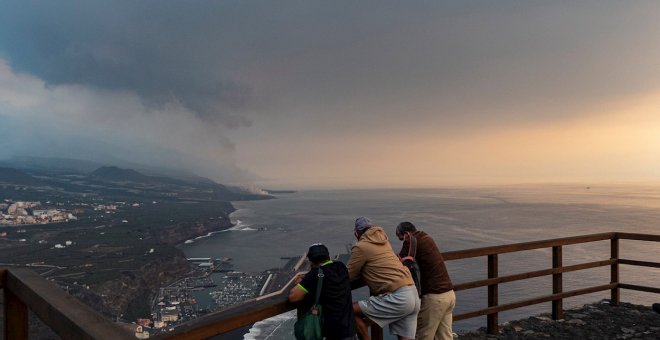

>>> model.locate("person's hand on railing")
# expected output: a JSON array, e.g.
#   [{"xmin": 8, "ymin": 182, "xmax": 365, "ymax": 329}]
[{"xmin": 294, "ymin": 273, "xmax": 306, "ymax": 284}]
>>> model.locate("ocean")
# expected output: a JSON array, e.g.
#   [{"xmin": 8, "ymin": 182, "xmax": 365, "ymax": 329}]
[{"xmin": 179, "ymin": 184, "xmax": 660, "ymax": 339}]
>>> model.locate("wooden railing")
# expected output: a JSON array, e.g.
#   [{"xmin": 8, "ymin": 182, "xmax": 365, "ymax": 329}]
[
  {"xmin": 1, "ymin": 268, "xmax": 132, "ymax": 339},
  {"xmin": 442, "ymin": 232, "xmax": 656, "ymax": 333},
  {"xmin": 3, "ymin": 232, "xmax": 660, "ymax": 339}
]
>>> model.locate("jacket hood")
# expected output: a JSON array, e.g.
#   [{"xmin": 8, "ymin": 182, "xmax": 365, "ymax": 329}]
[{"xmin": 359, "ymin": 226, "xmax": 389, "ymax": 245}]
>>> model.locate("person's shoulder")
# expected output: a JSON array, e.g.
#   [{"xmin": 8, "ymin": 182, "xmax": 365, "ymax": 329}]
[
  {"xmin": 351, "ymin": 241, "xmax": 366, "ymax": 251},
  {"xmin": 305, "ymin": 266, "xmax": 320, "ymax": 277},
  {"xmin": 416, "ymin": 231, "xmax": 439, "ymax": 246},
  {"xmin": 416, "ymin": 230, "xmax": 433, "ymax": 240},
  {"xmin": 327, "ymin": 261, "xmax": 350, "ymax": 278},
  {"xmin": 322, "ymin": 260, "xmax": 344, "ymax": 270},
  {"xmin": 330, "ymin": 260, "xmax": 348, "ymax": 270}
]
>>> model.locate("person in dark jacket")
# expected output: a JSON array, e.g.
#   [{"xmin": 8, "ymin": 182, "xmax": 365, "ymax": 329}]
[
  {"xmin": 289, "ymin": 243, "xmax": 358, "ymax": 340},
  {"xmin": 396, "ymin": 222, "xmax": 455, "ymax": 340}
]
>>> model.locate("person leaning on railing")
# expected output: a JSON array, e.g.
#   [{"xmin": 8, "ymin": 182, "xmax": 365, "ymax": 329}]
[
  {"xmin": 396, "ymin": 221, "xmax": 456, "ymax": 340},
  {"xmin": 289, "ymin": 243, "xmax": 358, "ymax": 340},
  {"xmin": 347, "ymin": 217, "xmax": 421, "ymax": 340}
]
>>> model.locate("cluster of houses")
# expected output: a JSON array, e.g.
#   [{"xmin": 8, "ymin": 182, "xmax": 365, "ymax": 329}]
[
  {"xmin": 0, "ymin": 200, "xmax": 77, "ymax": 226},
  {"xmin": 94, "ymin": 203, "xmax": 119, "ymax": 212},
  {"xmin": 93, "ymin": 202, "xmax": 142, "ymax": 215}
]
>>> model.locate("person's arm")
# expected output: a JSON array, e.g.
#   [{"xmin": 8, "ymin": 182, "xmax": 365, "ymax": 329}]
[
  {"xmin": 288, "ymin": 284, "xmax": 307, "ymax": 303},
  {"xmin": 288, "ymin": 270, "xmax": 315, "ymax": 303},
  {"xmin": 347, "ymin": 244, "xmax": 366, "ymax": 281}
]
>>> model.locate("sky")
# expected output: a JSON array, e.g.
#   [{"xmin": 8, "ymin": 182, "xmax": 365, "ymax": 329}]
[{"xmin": 1, "ymin": 1, "xmax": 660, "ymax": 189}]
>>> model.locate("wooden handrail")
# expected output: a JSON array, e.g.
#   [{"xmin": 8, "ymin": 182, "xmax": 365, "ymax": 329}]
[
  {"xmin": 3, "ymin": 231, "xmax": 660, "ymax": 339},
  {"xmin": 453, "ymin": 283, "xmax": 617, "ymax": 321},
  {"xmin": 619, "ymin": 259, "xmax": 660, "ymax": 268},
  {"xmin": 442, "ymin": 232, "xmax": 614, "ymax": 260},
  {"xmin": 617, "ymin": 232, "xmax": 660, "ymax": 241},
  {"xmin": 619, "ymin": 283, "xmax": 660, "ymax": 295},
  {"xmin": 453, "ymin": 259, "xmax": 615, "ymax": 291},
  {"xmin": 3, "ymin": 268, "xmax": 133, "ymax": 340}
]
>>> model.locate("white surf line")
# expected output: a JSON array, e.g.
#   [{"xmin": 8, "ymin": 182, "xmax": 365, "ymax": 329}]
[
  {"xmin": 263, "ymin": 317, "xmax": 288, "ymax": 340},
  {"xmin": 183, "ymin": 220, "xmax": 248, "ymax": 243}
]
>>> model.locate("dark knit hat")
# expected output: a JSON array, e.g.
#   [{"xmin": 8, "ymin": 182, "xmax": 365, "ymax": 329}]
[{"xmin": 307, "ymin": 243, "xmax": 330, "ymax": 262}]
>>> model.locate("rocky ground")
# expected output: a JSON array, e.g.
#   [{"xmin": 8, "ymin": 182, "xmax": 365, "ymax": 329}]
[{"xmin": 457, "ymin": 300, "xmax": 660, "ymax": 339}]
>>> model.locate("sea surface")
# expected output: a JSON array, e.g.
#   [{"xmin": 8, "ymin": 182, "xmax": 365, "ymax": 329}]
[{"xmin": 179, "ymin": 184, "xmax": 660, "ymax": 339}]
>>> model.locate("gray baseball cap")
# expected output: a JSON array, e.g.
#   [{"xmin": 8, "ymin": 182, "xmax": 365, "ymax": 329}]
[{"xmin": 354, "ymin": 216, "xmax": 373, "ymax": 232}]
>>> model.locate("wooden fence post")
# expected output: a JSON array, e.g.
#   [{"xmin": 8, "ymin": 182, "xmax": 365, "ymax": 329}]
[
  {"xmin": 552, "ymin": 246, "xmax": 563, "ymax": 320},
  {"xmin": 370, "ymin": 324, "xmax": 383, "ymax": 340},
  {"xmin": 487, "ymin": 254, "xmax": 499, "ymax": 334},
  {"xmin": 611, "ymin": 237, "xmax": 620, "ymax": 305},
  {"xmin": 5, "ymin": 288, "xmax": 28, "ymax": 340}
]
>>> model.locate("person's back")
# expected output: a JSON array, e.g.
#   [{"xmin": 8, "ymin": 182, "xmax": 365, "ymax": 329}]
[
  {"xmin": 399, "ymin": 230, "xmax": 453, "ymax": 295},
  {"xmin": 298, "ymin": 261, "xmax": 356, "ymax": 339},
  {"xmin": 396, "ymin": 222, "xmax": 455, "ymax": 340},
  {"xmin": 289, "ymin": 244, "xmax": 357, "ymax": 340},
  {"xmin": 348, "ymin": 226, "xmax": 413, "ymax": 294},
  {"xmin": 348, "ymin": 217, "xmax": 420, "ymax": 340}
]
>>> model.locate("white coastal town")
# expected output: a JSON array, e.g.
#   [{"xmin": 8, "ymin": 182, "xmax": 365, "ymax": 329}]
[{"xmin": 0, "ymin": 200, "xmax": 77, "ymax": 226}]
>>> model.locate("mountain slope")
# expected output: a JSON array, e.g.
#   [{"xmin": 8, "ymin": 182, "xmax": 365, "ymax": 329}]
[{"xmin": 0, "ymin": 167, "xmax": 45, "ymax": 185}]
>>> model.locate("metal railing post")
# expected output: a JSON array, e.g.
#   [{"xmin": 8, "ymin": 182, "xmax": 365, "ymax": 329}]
[
  {"xmin": 5, "ymin": 288, "xmax": 28, "ymax": 340},
  {"xmin": 487, "ymin": 254, "xmax": 499, "ymax": 334},
  {"xmin": 552, "ymin": 246, "xmax": 563, "ymax": 320},
  {"xmin": 611, "ymin": 236, "xmax": 620, "ymax": 305}
]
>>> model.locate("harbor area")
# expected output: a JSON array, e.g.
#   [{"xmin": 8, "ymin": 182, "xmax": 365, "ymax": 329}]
[
  {"xmin": 186, "ymin": 257, "xmax": 234, "ymax": 273},
  {"xmin": 147, "ymin": 254, "xmax": 306, "ymax": 335}
]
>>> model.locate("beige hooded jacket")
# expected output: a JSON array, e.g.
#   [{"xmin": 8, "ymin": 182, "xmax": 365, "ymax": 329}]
[{"xmin": 347, "ymin": 226, "xmax": 414, "ymax": 295}]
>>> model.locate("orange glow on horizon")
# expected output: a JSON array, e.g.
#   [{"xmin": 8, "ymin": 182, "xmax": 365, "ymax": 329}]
[{"xmin": 250, "ymin": 91, "xmax": 660, "ymax": 189}]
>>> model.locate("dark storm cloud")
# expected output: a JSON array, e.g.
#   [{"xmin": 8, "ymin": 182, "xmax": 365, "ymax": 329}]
[
  {"xmin": 3, "ymin": 0, "xmax": 658, "ymax": 130},
  {"xmin": 2, "ymin": 1, "xmax": 660, "ymax": 186},
  {"xmin": 0, "ymin": 1, "xmax": 256, "ymax": 126}
]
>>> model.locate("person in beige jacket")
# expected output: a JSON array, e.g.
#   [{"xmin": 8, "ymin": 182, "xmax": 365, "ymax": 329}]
[{"xmin": 348, "ymin": 217, "xmax": 421, "ymax": 340}]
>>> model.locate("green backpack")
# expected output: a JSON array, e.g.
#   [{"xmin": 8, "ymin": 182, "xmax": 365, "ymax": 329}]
[{"xmin": 294, "ymin": 268, "xmax": 324, "ymax": 340}]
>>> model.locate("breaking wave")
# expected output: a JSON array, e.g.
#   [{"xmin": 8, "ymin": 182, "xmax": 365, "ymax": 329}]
[
  {"xmin": 243, "ymin": 310, "xmax": 295, "ymax": 340},
  {"xmin": 229, "ymin": 219, "xmax": 257, "ymax": 231},
  {"xmin": 182, "ymin": 217, "xmax": 254, "ymax": 244}
]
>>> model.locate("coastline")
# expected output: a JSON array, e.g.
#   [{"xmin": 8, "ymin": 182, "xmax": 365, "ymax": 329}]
[{"xmin": 178, "ymin": 208, "xmax": 250, "ymax": 246}]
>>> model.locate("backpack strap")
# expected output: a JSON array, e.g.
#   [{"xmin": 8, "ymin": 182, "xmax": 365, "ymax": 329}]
[
  {"xmin": 406, "ymin": 232, "xmax": 417, "ymax": 258},
  {"xmin": 313, "ymin": 268, "xmax": 324, "ymax": 306}
]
